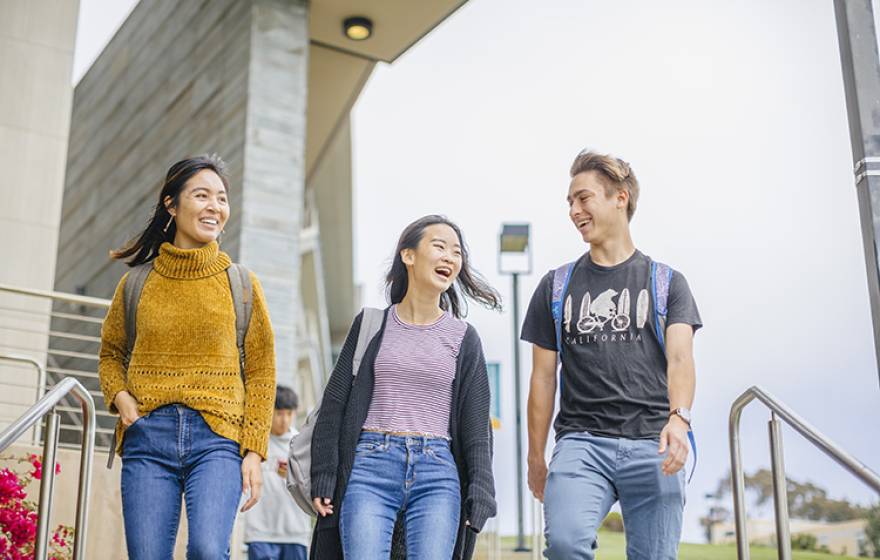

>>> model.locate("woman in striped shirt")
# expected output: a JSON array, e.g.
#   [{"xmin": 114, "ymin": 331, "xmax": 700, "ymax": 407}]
[{"xmin": 310, "ymin": 215, "xmax": 501, "ymax": 560}]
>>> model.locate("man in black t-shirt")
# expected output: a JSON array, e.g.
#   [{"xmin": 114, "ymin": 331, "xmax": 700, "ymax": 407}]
[{"xmin": 522, "ymin": 150, "xmax": 701, "ymax": 560}]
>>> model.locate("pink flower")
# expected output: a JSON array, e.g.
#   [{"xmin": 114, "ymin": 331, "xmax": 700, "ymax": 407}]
[
  {"xmin": 28, "ymin": 457, "xmax": 61, "ymax": 481},
  {"xmin": 0, "ymin": 454, "xmax": 71, "ymax": 558},
  {"xmin": 0, "ymin": 469, "xmax": 26, "ymax": 503}
]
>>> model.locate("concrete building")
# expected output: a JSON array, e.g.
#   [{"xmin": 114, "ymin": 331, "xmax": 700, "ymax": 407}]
[
  {"xmin": 1, "ymin": 1, "xmax": 468, "ymax": 557},
  {"xmin": 55, "ymin": 0, "xmax": 468, "ymax": 412},
  {"xmin": 0, "ymin": 0, "xmax": 80, "ymax": 423}
]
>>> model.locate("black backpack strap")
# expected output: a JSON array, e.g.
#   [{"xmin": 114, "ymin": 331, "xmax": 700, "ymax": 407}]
[
  {"xmin": 111, "ymin": 261, "xmax": 152, "ymax": 470},
  {"xmin": 226, "ymin": 264, "xmax": 253, "ymax": 379},
  {"xmin": 123, "ymin": 262, "xmax": 154, "ymax": 369}
]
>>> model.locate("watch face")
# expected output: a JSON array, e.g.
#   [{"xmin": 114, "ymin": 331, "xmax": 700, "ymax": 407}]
[{"xmin": 676, "ymin": 408, "xmax": 692, "ymax": 423}]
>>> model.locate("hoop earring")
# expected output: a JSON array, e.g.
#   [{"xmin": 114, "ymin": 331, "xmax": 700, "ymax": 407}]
[{"xmin": 163, "ymin": 215, "xmax": 174, "ymax": 233}]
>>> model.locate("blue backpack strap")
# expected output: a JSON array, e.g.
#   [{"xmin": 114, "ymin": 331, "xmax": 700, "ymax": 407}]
[
  {"xmin": 651, "ymin": 259, "xmax": 697, "ymax": 483},
  {"xmin": 687, "ymin": 430, "xmax": 697, "ymax": 484},
  {"xmin": 650, "ymin": 260, "xmax": 673, "ymax": 350},
  {"xmin": 551, "ymin": 261, "xmax": 576, "ymax": 360}
]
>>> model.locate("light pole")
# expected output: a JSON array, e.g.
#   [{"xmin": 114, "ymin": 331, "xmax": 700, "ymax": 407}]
[
  {"xmin": 498, "ymin": 223, "xmax": 532, "ymax": 552},
  {"xmin": 834, "ymin": 0, "xmax": 880, "ymax": 387}
]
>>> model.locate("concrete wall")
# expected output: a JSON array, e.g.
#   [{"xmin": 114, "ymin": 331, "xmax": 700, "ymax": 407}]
[
  {"xmin": 56, "ymin": 0, "xmax": 251, "ymax": 300},
  {"xmin": 50, "ymin": 1, "xmax": 311, "ymax": 546},
  {"xmin": 56, "ymin": 0, "xmax": 309, "ymax": 390},
  {"xmin": 0, "ymin": 0, "xmax": 79, "ymax": 424},
  {"xmin": 239, "ymin": 0, "xmax": 309, "ymax": 389}
]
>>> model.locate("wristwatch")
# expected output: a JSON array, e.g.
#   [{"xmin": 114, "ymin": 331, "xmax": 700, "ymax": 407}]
[{"xmin": 669, "ymin": 407, "xmax": 692, "ymax": 426}]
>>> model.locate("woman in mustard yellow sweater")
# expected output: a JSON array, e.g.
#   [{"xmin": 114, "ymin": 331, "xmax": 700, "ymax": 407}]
[{"xmin": 98, "ymin": 155, "xmax": 276, "ymax": 560}]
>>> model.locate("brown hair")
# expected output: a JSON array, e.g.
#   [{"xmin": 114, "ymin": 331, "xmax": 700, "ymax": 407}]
[{"xmin": 570, "ymin": 150, "xmax": 640, "ymax": 221}]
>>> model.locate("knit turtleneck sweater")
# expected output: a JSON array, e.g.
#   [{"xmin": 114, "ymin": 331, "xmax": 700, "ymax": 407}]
[{"xmin": 99, "ymin": 241, "xmax": 276, "ymax": 459}]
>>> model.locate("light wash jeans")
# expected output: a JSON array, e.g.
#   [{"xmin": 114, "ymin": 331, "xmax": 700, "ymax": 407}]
[
  {"xmin": 340, "ymin": 432, "xmax": 461, "ymax": 560},
  {"xmin": 543, "ymin": 431, "xmax": 685, "ymax": 560},
  {"xmin": 121, "ymin": 404, "xmax": 243, "ymax": 560}
]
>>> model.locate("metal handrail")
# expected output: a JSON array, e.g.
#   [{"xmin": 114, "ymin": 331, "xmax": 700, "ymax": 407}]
[
  {"xmin": 0, "ymin": 354, "xmax": 48, "ymax": 443},
  {"xmin": 0, "ymin": 376, "xmax": 95, "ymax": 560},
  {"xmin": 0, "ymin": 283, "xmax": 110, "ymax": 308},
  {"xmin": 729, "ymin": 385, "xmax": 880, "ymax": 560},
  {"xmin": 1, "ymin": 283, "xmax": 113, "ymax": 451}
]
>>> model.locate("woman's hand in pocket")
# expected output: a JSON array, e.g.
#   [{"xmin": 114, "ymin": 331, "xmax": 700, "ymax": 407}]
[{"xmin": 114, "ymin": 391, "xmax": 141, "ymax": 427}]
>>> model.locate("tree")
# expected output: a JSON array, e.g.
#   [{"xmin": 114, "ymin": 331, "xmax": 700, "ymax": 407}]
[
  {"xmin": 863, "ymin": 504, "xmax": 880, "ymax": 558},
  {"xmin": 707, "ymin": 469, "xmax": 868, "ymax": 524}
]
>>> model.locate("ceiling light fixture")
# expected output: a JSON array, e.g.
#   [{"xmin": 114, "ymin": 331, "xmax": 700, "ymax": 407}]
[{"xmin": 343, "ymin": 16, "xmax": 372, "ymax": 41}]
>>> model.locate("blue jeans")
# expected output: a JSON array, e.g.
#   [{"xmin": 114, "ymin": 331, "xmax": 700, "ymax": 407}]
[
  {"xmin": 246, "ymin": 542, "xmax": 307, "ymax": 560},
  {"xmin": 543, "ymin": 431, "xmax": 685, "ymax": 560},
  {"xmin": 340, "ymin": 432, "xmax": 461, "ymax": 560},
  {"xmin": 121, "ymin": 404, "xmax": 243, "ymax": 560}
]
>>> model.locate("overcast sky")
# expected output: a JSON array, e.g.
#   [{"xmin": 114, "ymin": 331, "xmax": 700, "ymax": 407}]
[{"xmin": 75, "ymin": 0, "xmax": 880, "ymax": 543}]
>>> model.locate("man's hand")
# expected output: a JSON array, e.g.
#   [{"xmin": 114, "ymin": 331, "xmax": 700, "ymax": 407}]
[
  {"xmin": 527, "ymin": 345, "xmax": 557, "ymax": 503},
  {"xmin": 240, "ymin": 451, "xmax": 263, "ymax": 512},
  {"xmin": 658, "ymin": 415, "xmax": 690, "ymax": 475},
  {"xmin": 113, "ymin": 391, "xmax": 140, "ymax": 427},
  {"xmin": 528, "ymin": 455, "xmax": 549, "ymax": 502},
  {"xmin": 312, "ymin": 497, "xmax": 334, "ymax": 517}
]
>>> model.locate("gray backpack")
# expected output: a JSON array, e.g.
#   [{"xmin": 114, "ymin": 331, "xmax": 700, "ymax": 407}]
[
  {"xmin": 286, "ymin": 307, "xmax": 384, "ymax": 516},
  {"xmin": 105, "ymin": 261, "xmax": 253, "ymax": 468}
]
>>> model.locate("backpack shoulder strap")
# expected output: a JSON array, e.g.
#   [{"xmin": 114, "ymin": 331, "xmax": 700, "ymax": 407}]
[
  {"xmin": 226, "ymin": 264, "xmax": 253, "ymax": 378},
  {"xmin": 649, "ymin": 260, "xmax": 674, "ymax": 350},
  {"xmin": 551, "ymin": 262, "xmax": 576, "ymax": 358},
  {"xmin": 650, "ymin": 259, "xmax": 696, "ymax": 482},
  {"xmin": 352, "ymin": 307, "xmax": 384, "ymax": 377},
  {"xmin": 123, "ymin": 262, "xmax": 154, "ymax": 368}
]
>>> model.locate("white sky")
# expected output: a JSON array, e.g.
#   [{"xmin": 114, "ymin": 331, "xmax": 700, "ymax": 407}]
[{"xmin": 76, "ymin": 0, "xmax": 880, "ymax": 544}]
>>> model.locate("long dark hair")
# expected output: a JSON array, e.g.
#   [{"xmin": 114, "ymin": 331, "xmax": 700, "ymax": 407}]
[
  {"xmin": 385, "ymin": 215, "xmax": 502, "ymax": 318},
  {"xmin": 111, "ymin": 154, "xmax": 230, "ymax": 266}
]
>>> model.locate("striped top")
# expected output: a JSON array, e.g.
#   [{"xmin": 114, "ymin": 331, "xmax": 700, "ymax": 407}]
[{"xmin": 363, "ymin": 305, "xmax": 468, "ymax": 438}]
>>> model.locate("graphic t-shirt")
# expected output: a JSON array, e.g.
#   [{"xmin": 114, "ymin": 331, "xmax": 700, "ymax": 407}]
[{"xmin": 520, "ymin": 250, "xmax": 702, "ymax": 440}]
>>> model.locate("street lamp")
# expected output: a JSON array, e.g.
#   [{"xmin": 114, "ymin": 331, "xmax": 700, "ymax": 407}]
[{"xmin": 498, "ymin": 223, "xmax": 532, "ymax": 552}]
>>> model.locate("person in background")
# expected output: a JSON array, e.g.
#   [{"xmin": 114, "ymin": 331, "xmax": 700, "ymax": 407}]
[{"xmin": 244, "ymin": 385, "xmax": 312, "ymax": 560}]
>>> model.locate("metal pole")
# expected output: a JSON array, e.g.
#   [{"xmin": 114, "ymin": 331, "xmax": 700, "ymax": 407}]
[
  {"xmin": 35, "ymin": 411, "xmax": 60, "ymax": 560},
  {"xmin": 0, "ymin": 355, "xmax": 46, "ymax": 445},
  {"xmin": 73, "ymin": 385, "xmax": 96, "ymax": 560},
  {"xmin": 512, "ymin": 272, "xmax": 529, "ymax": 551},
  {"xmin": 769, "ymin": 412, "xmax": 792, "ymax": 560},
  {"xmin": 532, "ymin": 498, "xmax": 544, "ymax": 560},
  {"xmin": 834, "ymin": 0, "xmax": 880, "ymax": 387},
  {"xmin": 729, "ymin": 397, "xmax": 750, "ymax": 560}
]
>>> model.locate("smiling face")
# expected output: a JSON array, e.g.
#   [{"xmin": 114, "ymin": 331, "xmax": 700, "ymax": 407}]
[
  {"xmin": 401, "ymin": 223, "xmax": 463, "ymax": 296},
  {"xmin": 567, "ymin": 170, "xmax": 629, "ymax": 244},
  {"xmin": 165, "ymin": 170, "xmax": 229, "ymax": 249}
]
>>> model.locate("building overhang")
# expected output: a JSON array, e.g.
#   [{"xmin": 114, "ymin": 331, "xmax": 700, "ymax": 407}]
[
  {"xmin": 310, "ymin": 0, "xmax": 468, "ymax": 63},
  {"xmin": 305, "ymin": 0, "xmax": 468, "ymax": 178}
]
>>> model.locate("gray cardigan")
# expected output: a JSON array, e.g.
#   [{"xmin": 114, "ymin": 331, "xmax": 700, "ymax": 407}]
[{"xmin": 310, "ymin": 308, "xmax": 496, "ymax": 559}]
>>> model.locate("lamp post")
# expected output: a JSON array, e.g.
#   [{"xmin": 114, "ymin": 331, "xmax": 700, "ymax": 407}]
[{"xmin": 498, "ymin": 223, "xmax": 532, "ymax": 552}]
